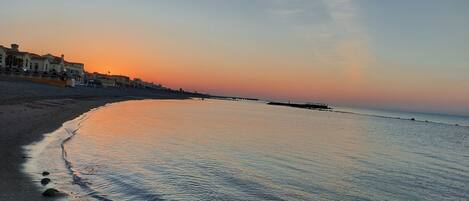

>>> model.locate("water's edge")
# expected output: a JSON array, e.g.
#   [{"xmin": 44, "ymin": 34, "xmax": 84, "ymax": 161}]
[{"xmin": 21, "ymin": 102, "xmax": 121, "ymax": 201}]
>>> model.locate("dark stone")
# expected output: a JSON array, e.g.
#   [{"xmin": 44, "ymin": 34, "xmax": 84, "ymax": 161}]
[
  {"xmin": 410, "ymin": 118, "xmax": 415, "ymax": 121},
  {"xmin": 42, "ymin": 188, "xmax": 59, "ymax": 197},
  {"xmin": 42, "ymin": 171, "xmax": 50, "ymax": 176},
  {"xmin": 41, "ymin": 178, "xmax": 51, "ymax": 186}
]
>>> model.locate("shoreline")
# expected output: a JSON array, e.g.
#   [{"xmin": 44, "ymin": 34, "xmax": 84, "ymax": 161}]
[
  {"xmin": 23, "ymin": 101, "xmax": 121, "ymax": 201},
  {"xmin": 0, "ymin": 78, "xmax": 192, "ymax": 200}
]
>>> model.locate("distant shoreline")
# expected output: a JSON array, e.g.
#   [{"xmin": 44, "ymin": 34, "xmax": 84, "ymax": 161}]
[{"xmin": 0, "ymin": 77, "xmax": 194, "ymax": 200}]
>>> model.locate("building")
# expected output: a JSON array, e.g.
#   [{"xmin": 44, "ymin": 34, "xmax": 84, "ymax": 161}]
[
  {"xmin": 132, "ymin": 78, "xmax": 162, "ymax": 89},
  {"xmin": 88, "ymin": 72, "xmax": 116, "ymax": 88},
  {"xmin": 110, "ymin": 75, "xmax": 131, "ymax": 87},
  {"xmin": 30, "ymin": 54, "xmax": 51, "ymax": 72},
  {"xmin": 42, "ymin": 54, "xmax": 64, "ymax": 73},
  {"xmin": 30, "ymin": 53, "xmax": 84, "ymax": 81},
  {"xmin": 64, "ymin": 61, "xmax": 85, "ymax": 82},
  {"xmin": 0, "ymin": 44, "xmax": 85, "ymax": 81},
  {"xmin": 87, "ymin": 73, "xmax": 131, "ymax": 88},
  {"xmin": 0, "ymin": 46, "xmax": 6, "ymax": 68},
  {"xmin": 132, "ymin": 78, "xmax": 145, "ymax": 88},
  {"xmin": 1, "ymin": 44, "xmax": 32, "ymax": 71},
  {"xmin": 0, "ymin": 43, "xmax": 168, "ymax": 89}
]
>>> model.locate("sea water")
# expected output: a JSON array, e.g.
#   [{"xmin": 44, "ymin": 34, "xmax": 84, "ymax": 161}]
[{"xmin": 24, "ymin": 99, "xmax": 469, "ymax": 200}]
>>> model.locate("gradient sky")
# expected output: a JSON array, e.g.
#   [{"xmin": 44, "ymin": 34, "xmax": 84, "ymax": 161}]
[{"xmin": 1, "ymin": 0, "xmax": 468, "ymax": 115}]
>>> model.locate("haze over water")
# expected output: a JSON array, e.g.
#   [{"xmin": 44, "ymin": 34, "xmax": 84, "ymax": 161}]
[{"xmin": 25, "ymin": 99, "xmax": 469, "ymax": 200}]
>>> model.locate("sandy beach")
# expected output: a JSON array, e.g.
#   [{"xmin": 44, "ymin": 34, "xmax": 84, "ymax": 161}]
[{"xmin": 0, "ymin": 77, "xmax": 193, "ymax": 200}]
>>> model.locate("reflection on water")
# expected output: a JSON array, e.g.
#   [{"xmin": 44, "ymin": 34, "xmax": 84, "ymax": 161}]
[{"xmin": 33, "ymin": 100, "xmax": 469, "ymax": 200}]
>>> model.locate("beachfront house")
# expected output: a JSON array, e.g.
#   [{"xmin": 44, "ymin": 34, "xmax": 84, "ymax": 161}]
[
  {"xmin": 64, "ymin": 61, "xmax": 85, "ymax": 82},
  {"xmin": 131, "ymin": 78, "xmax": 162, "ymax": 89},
  {"xmin": 42, "ymin": 54, "xmax": 65, "ymax": 74},
  {"xmin": 87, "ymin": 72, "xmax": 116, "ymax": 87},
  {"xmin": 132, "ymin": 78, "xmax": 144, "ymax": 88},
  {"xmin": 2, "ymin": 44, "xmax": 32, "ymax": 72},
  {"xmin": 30, "ymin": 54, "xmax": 51, "ymax": 72},
  {"xmin": 110, "ymin": 75, "xmax": 131, "ymax": 87},
  {"xmin": 40, "ymin": 54, "xmax": 85, "ymax": 81},
  {"xmin": 143, "ymin": 82, "xmax": 162, "ymax": 89}
]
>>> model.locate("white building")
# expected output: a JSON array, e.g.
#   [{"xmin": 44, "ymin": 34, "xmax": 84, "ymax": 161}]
[
  {"xmin": 30, "ymin": 54, "xmax": 51, "ymax": 72},
  {"xmin": 42, "ymin": 54, "xmax": 64, "ymax": 73},
  {"xmin": 41, "ymin": 54, "xmax": 84, "ymax": 78},
  {"xmin": 64, "ymin": 61, "xmax": 85, "ymax": 81}
]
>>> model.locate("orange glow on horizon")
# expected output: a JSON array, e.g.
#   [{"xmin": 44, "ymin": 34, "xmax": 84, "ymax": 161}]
[{"xmin": 14, "ymin": 39, "xmax": 469, "ymax": 115}]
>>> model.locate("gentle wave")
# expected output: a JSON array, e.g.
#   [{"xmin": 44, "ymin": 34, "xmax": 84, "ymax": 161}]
[
  {"xmin": 23, "ymin": 102, "xmax": 120, "ymax": 201},
  {"xmin": 61, "ymin": 122, "xmax": 113, "ymax": 201}
]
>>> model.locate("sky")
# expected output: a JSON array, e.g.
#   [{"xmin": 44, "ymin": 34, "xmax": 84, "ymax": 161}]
[{"xmin": 0, "ymin": 0, "xmax": 468, "ymax": 115}]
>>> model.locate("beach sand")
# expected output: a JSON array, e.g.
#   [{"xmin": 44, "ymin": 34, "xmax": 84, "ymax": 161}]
[{"xmin": 0, "ymin": 77, "xmax": 193, "ymax": 200}]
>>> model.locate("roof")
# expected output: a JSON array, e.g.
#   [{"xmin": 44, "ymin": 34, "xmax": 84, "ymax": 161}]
[
  {"xmin": 43, "ymin": 54, "xmax": 84, "ymax": 66},
  {"xmin": 0, "ymin": 45, "xmax": 30, "ymax": 56},
  {"xmin": 42, "ymin": 54, "xmax": 63, "ymax": 64},
  {"xmin": 64, "ymin": 61, "xmax": 84, "ymax": 66},
  {"xmin": 30, "ymin": 53, "xmax": 49, "ymax": 61},
  {"xmin": 5, "ymin": 50, "xmax": 30, "ymax": 57},
  {"xmin": 110, "ymin": 75, "xmax": 130, "ymax": 79}
]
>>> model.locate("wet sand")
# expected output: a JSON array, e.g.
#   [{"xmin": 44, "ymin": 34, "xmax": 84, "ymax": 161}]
[{"xmin": 0, "ymin": 77, "xmax": 192, "ymax": 200}]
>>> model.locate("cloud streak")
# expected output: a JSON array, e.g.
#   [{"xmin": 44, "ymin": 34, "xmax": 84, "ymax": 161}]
[
  {"xmin": 262, "ymin": 0, "xmax": 372, "ymax": 99},
  {"xmin": 322, "ymin": 0, "xmax": 372, "ymax": 91}
]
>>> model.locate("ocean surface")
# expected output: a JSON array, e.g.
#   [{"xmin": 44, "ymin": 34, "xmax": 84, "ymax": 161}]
[{"xmin": 24, "ymin": 99, "xmax": 469, "ymax": 201}]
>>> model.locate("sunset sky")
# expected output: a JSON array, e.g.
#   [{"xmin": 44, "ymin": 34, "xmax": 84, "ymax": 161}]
[{"xmin": 1, "ymin": 0, "xmax": 468, "ymax": 115}]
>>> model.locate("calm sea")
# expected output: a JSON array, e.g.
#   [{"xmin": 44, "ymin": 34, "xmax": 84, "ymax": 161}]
[{"xmin": 24, "ymin": 99, "xmax": 469, "ymax": 201}]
